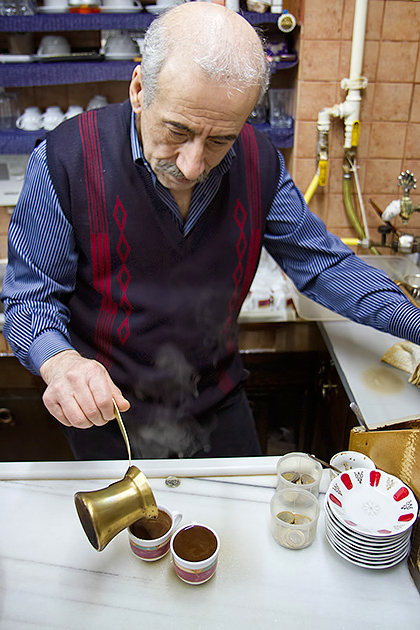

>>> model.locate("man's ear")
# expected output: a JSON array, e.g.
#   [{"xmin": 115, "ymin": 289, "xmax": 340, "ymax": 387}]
[{"xmin": 129, "ymin": 65, "xmax": 143, "ymax": 114}]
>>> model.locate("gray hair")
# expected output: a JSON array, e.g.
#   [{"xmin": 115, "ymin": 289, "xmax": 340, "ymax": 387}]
[{"xmin": 141, "ymin": 7, "xmax": 270, "ymax": 107}]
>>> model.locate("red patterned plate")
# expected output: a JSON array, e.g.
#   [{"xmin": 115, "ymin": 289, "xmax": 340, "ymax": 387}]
[{"xmin": 326, "ymin": 468, "xmax": 418, "ymax": 537}]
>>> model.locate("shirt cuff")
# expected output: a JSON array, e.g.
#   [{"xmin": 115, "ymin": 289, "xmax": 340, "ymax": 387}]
[
  {"xmin": 29, "ymin": 330, "xmax": 75, "ymax": 374},
  {"xmin": 388, "ymin": 301, "xmax": 420, "ymax": 346}
]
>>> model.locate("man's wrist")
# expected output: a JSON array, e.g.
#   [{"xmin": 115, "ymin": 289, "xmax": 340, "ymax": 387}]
[
  {"xmin": 30, "ymin": 330, "xmax": 76, "ymax": 374},
  {"xmin": 39, "ymin": 348, "xmax": 81, "ymax": 383}
]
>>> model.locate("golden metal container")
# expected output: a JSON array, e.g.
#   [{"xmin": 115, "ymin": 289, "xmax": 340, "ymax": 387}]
[{"xmin": 74, "ymin": 466, "xmax": 158, "ymax": 551}]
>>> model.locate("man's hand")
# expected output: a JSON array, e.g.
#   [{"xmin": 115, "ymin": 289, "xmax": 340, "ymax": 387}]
[{"xmin": 40, "ymin": 349, "xmax": 130, "ymax": 428}]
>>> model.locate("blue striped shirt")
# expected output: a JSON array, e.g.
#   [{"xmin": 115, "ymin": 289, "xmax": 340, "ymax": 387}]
[{"xmin": 2, "ymin": 114, "xmax": 420, "ymax": 374}]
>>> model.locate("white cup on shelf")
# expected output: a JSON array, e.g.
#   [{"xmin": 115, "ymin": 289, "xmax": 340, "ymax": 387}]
[
  {"xmin": 64, "ymin": 104, "xmax": 84, "ymax": 119},
  {"xmin": 42, "ymin": 0, "xmax": 69, "ymax": 9},
  {"xmin": 103, "ymin": 34, "xmax": 140, "ymax": 56},
  {"xmin": 37, "ymin": 35, "xmax": 71, "ymax": 57},
  {"xmin": 16, "ymin": 106, "xmax": 42, "ymax": 131},
  {"xmin": 101, "ymin": 0, "xmax": 141, "ymax": 9},
  {"xmin": 87, "ymin": 95, "xmax": 108, "ymax": 110},
  {"xmin": 39, "ymin": 106, "xmax": 65, "ymax": 130}
]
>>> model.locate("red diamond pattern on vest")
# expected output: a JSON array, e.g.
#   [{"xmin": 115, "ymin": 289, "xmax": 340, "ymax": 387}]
[{"xmin": 113, "ymin": 196, "xmax": 133, "ymax": 344}]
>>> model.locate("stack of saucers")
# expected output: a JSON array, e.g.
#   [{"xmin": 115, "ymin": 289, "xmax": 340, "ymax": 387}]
[{"xmin": 324, "ymin": 468, "xmax": 418, "ymax": 569}]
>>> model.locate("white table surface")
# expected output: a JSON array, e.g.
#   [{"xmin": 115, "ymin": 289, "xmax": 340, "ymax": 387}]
[
  {"xmin": 0, "ymin": 457, "xmax": 418, "ymax": 630},
  {"xmin": 321, "ymin": 321, "xmax": 420, "ymax": 427}
]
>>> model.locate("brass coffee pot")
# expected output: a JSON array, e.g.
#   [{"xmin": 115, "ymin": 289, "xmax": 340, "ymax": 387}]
[{"xmin": 74, "ymin": 400, "xmax": 158, "ymax": 551}]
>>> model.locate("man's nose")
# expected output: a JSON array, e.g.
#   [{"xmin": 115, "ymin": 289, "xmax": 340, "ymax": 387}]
[{"xmin": 176, "ymin": 140, "xmax": 206, "ymax": 181}]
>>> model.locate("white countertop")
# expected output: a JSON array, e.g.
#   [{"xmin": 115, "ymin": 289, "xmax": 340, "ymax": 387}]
[
  {"xmin": 0, "ymin": 457, "xmax": 418, "ymax": 630},
  {"xmin": 321, "ymin": 321, "xmax": 420, "ymax": 427}
]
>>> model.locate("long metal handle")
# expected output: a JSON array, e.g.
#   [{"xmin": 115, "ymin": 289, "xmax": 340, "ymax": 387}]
[
  {"xmin": 112, "ymin": 398, "xmax": 132, "ymax": 467},
  {"xmin": 350, "ymin": 402, "xmax": 370, "ymax": 431}
]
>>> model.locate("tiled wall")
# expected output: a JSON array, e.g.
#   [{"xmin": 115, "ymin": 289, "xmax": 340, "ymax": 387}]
[{"xmin": 293, "ymin": 0, "xmax": 420, "ymax": 249}]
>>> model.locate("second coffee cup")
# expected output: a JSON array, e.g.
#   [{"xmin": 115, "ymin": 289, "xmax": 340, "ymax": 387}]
[
  {"xmin": 170, "ymin": 523, "xmax": 220, "ymax": 585},
  {"xmin": 128, "ymin": 505, "xmax": 182, "ymax": 561}
]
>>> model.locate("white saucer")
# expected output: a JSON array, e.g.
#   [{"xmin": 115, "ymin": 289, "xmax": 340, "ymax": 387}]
[
  {"xmin": 0, "ymin": 54, "xmax": 33, "ymax": 63},
  {"xmin": 325, "ymin": 527, "xmax": 410, "ymax": 570},
  {"xmin": 326, "ymin": 468, "xmax": 418, "ymax": 537},
  {"xmin": 146, "ymin": 6, "xmax": 171, "ymax": 13},
  {"xmin": 104, "ymin": 52, "xmax": 138, "ymax": 60},
  {"xmin": 101, "ymin": 6, "xmax": 142, "ymax": 12},
  {"xmin": 37, "ymin": 6, "xmax": 69, "ymax": 12}
]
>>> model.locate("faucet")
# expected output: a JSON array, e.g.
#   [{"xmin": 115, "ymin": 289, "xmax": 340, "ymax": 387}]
[{"xmin": 398, "ymin": 170, "xmax": 420, "ymax": 223}]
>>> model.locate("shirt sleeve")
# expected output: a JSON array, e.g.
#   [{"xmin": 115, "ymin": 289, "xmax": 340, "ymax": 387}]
[
  {"xmin": 1, "ymin": 140, "xmax": 77, "ymax": 374},
  {"xmin": 263, "ymin": 151, "xmax": 420, "ymax": 345}
]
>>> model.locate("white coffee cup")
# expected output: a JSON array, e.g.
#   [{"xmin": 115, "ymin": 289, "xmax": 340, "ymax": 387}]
[
  {"xmin": 128, "ymin": 505, "xmax": 183, "ymax": 562},
  {"xmin": 43, "ymin": 0, "xmax": 68, "ymax": 8},
  {"xmin": 170, "ymin": 523, "xmax": 220, "ymax": 585},
  {"xmin": 104, "ymin": 34, "xmax": 139, "ymax": 56},
  {"xmin": 37, "ymin": 35, "xmax": 71, "ymax": 57},
  {"xmin": 101, "ymin": 0, "xmax": 140, "ymax": 8},
  {"xmin": 39, "ymin": 106, "xmax": 65, "ymax": 130},
  {"xmin": 64, "ymin": 104, "xmax": 84, "ymax": 120},
  {"xmin": 16, "ymin": 106, "xmax": 42, "ymax": 131},
  {"xmin": 87, "ymin": 95, "xmax": 108, "ymax": 110},
  {"xmin": 156, "ymin": 0, "xmax": 182, "ymax": 6}
]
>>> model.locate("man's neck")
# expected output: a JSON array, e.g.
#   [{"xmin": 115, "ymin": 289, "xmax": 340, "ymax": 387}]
[{"xmin": 171, "ymin": 188, "xmax": 193, "ymax": 222}]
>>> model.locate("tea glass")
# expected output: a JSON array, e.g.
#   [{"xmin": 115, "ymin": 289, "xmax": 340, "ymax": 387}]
[
  {"xmin": 270, "ymin": 488, "xmax": 320, "ymax": 549},
  {"xmin": 268, "ymin": 88, "xmax": 294, "ymax": 129},
  {"xmin": 128, "ymin": 505, "xmax": 182, "ymax": 561},
  {"xmin": 170, "ymin": 523, "xmax": 220, "ymax": 585},
  {"xmin": 276, "ymin": 452, "xmax": 322, "ymax": 497},
  {"xmin": 0, "ymin": 91, "xmax": 20, "ymax": 130}
]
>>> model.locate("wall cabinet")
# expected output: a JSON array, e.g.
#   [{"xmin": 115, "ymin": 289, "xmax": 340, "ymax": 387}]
[
  {"xmin": 0, "ymin": 11, "xmax": 297, "ymax": 153},
  {"xmin": 0, "ymin": 355, "xmax": 74, "ymax": 461}
]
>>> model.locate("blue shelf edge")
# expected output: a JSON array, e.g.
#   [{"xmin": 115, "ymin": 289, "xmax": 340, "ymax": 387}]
[
  {"xmin": 0, "ymin": 10, "xmax": 280, "ymax": 32},
  {"xmin": 0, "ymin": 60, "xmax": 137, "ymax": 87},
  {"xmin": 0, "ymin": 129, "xmax": 45, "ymax": 154}
]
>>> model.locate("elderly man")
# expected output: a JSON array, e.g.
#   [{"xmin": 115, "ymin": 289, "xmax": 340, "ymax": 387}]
[{"xmin": 2, "ymin": 2, "xmax": 420, "ymax": 460}]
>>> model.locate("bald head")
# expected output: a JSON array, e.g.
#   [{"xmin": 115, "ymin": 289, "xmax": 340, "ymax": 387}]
[{"xmin": 140, "ymin": 2, "xmax": 269, "ymax": 107}]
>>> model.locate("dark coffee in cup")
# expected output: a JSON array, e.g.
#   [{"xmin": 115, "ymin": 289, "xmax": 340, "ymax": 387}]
[
  {"xmin": 130, "ymin": 508, "xmax": 172, "ymax": 540},
  {"xmin": 173, "ymin": 524, "xmax": 217, "ymax": 561}
]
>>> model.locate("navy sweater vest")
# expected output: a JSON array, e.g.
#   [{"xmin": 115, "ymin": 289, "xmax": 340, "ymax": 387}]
[{"xmin": 46, "ymin": 101, "xmax": 279, "ymax": 416}]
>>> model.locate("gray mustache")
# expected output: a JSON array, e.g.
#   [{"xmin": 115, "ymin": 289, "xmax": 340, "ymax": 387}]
[{"xmin": 155, "ymin": 160, "xmax": 209, "ymax": 184}]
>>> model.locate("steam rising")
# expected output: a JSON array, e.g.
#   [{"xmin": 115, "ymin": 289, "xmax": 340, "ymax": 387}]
[{"xmin": 130, "ymin": 343, "xmax": 217, "ymax": 458}]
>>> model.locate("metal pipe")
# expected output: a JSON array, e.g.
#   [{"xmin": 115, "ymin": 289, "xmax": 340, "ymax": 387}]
[{"xmin": 343, "ymin": 173, "xmax": 380, "ymax": 255}]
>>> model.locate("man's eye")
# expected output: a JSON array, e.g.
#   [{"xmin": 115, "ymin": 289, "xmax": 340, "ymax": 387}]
[
  {"xmin": 209, "ymin": 139, "xmax": 228, "ymax": 147},
  {"xmin": 170, "ymin": 129, "xmax": 187, "ymax": 140}
]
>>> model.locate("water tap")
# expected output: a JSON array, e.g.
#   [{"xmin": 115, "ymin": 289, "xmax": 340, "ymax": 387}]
[{"xmin": 398, "ymin": 170, "xmax": 419, "ymax": 222}]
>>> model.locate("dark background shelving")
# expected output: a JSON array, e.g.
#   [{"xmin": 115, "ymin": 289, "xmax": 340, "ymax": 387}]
[{"xmin": 0, "ymin": 10, "xmax": 295, "ymax": 153}]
